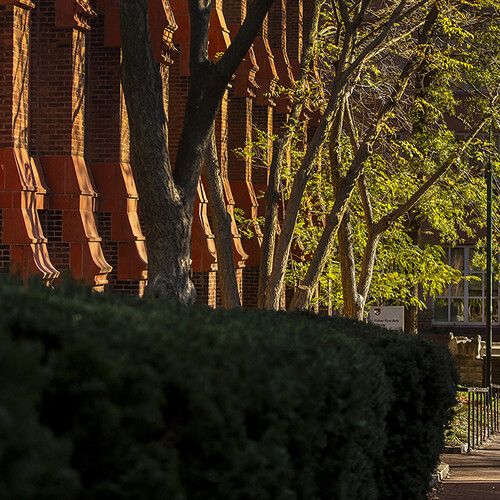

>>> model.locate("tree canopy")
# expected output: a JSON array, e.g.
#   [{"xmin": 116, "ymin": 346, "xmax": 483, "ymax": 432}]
[{"xmin": 119, "ymin": 0, "xmax": 500, "ymax": 316}]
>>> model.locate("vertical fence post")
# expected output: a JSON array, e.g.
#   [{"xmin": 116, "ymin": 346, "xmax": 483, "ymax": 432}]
[{"xmin": 468, "ymin": 390, "xmax": 472, "ymax": 452}]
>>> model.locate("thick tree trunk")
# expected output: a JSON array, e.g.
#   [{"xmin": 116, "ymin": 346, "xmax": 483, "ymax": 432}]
[
  {"xmin": 205, "ymin": 131, "xmax": 241, "ymax": 308},
  {"xmin": 120, "ymin": 0, "xmax": 276, "ymax": 303},
  {"xmin": 120, "ymin": 0, "xmax": 196, "ymax": 303}
]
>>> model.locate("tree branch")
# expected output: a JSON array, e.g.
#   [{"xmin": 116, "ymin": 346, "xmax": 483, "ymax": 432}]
[
  {"xmin": 374, "ymin": 115, "xmax": 490, "ymax": 235},
  {"xmin": 345, "ymin": 100, "xmax": 375, "ymax": 226},
  {"xmin": 204, "ymin": 129, "xmax": 242, "ymax": 308},
  {"xmin": 188, "ymin": 0, "xmax": 212, "ymax": 75},
  {"xmin": 216, "ymin": 0, "xmax": 276, "ymax": 82},
  {"xmin": 174, "ymin": 0, "xmax": 276, "ymax": 205}
]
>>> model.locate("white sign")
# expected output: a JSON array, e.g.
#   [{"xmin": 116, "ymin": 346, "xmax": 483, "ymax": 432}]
[{"xmin": 368, "ymin": 306, "xmax": 405, "ymax": 331}]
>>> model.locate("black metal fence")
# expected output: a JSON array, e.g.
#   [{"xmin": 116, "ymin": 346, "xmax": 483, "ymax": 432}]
[{"xmin": 458, "ymin": 384, "xmax": 500, "ymax": 451}]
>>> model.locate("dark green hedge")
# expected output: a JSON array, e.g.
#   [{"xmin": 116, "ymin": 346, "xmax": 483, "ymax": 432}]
[
  {"xmin": 0, "ymin": 277, "xmax": 457, "ymax": 499},
  {"xmin": 0, "ymin": 329, "xmax": 80, "ymax": 498},
  {"xmin": 292, "ymin": 313, "xmax": 459, "ymax": 500}
]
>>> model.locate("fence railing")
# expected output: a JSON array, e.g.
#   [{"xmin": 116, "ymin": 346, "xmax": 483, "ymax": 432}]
[{"xmin": 458, "ymin": 384, "xmax": 500, "ymax": 451}]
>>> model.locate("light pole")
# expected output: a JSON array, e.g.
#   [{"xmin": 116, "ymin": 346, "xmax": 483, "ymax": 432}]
[{"xmin": 486, "ymin": 122, "xmax": 493, "ymax": 388}]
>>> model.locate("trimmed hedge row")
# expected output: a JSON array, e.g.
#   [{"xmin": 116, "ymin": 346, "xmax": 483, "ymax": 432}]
[
  {"xmin": 293, "ymin": 313, "xmax": 459, "ymax": 500},
  {"xmin": 0, "ymin": 277, "xmax": 457, "ymax": 499}
]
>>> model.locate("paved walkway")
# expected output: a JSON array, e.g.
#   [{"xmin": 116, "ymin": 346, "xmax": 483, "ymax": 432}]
[{"xmin": 436, "ymin": 435, "xmax": 500, "ymax": 499}]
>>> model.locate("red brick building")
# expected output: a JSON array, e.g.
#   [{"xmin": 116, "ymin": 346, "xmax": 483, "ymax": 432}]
[
  {"xmin": 2, "ymin": 0, "xmax": 497, "ymax": 337},
  {"xmin": 0, "ymin": 0, "xmax": 312, "ymax": 307}
]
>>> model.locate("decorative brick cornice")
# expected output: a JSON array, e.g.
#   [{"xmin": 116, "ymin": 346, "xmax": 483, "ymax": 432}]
[
  {"xmin": 56, "ymin": 0, "xmax": 97, "ymax": 32},
  {"xmin": 234, "ymin": 47, "xmax": 260, "ymax": 98},
  {"xmin": 253, "ymin": 36, "xmax": 279, "ymax": 106}
]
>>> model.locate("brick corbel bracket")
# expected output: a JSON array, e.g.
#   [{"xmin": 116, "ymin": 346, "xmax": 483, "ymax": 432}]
[
  {"xmin": 228, "ymin": 23, "xmax": 260, "ymax": 99},
  {"xmin": 253, "ymin": 36, "xmax": 279, "ymax": 106},
  {"xmin": 56, "ymin": 0, "xmax": 97, "ymax": 31},
  {"xmin": 0, "ymin": 148, "xmax": 59, "ymax": 280},
  {"xmin": 272, "ymin": 47, "xmax": 294, "ymax": 113},
  {"xmin": 116, "ymin": 163, "xmax": 148, "ymax": 283},
  {"xmin": 191, "ymin": 180, "xmax": 217, "ymax": 273},
  {"xmin": 151, "ymin": 0, "xmax": 178, "ymax": 64},
  {"xmin": 99, "ymin": 0, "xmax": 178, "ymax": 64},
  {"xmin": 208, "ymin": 8, "xmax": 249, "ymax": 269},
  {"xmin": 0, "ymin": 0, "xmax": 58, "ymax": 280},
  {"xmin": 41, "ymin": 155, "xmax": 112, "ymax": 287},
  {"xmin": 90, "ymin": 161, "xmax": 148, "ymax": 286}
]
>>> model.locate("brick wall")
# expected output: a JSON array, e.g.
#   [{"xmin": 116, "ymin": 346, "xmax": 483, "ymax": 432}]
[
  {"xmin": 0, "ymin": 6, "xmax": 14, "ymax": 148},
  {"xmin": 120, "ymin": 87, "xmax": 130, "ymax": 163},
  {"xmin": 192, "ymin": 270, "xmax": 217, "ymax": 307},
  {"xmin": 242, "ymin": 265, "xmax": 259, "ymax": 308},
  {"xmin": 1, "ymin": 4, "xmax": 33, "ymax": 149},
  {"xmin": 252, "ymin": 104, "xmax": 272, "ymax": 184},
  {"xmin": 87, "ymin": 11, "xmax": 121, "ymax": 164},
  {"xmin": 216, "ymin": 92, "xmax": 229, "ymax": 178},
  {"xmin": 227, "ymin": 94, "xmax": 251, "ymax": 182},
  {"xmin": 0, "ymin": 210, "xmax": 11, "ymax": 272},
  {"xmin": 167, "ymin": 47, "xmax": 189, "ymax": 167},
  {"xmin": 96, "ymin": 210, "xmax": 117, "ymax": 278},
  {"xmin": 30, "ymin": 1, "xmax": 73, "ymax": 156},
  {"xmin": 268, "ymin": 0, "xmax": 285, "ymax": 50},
  {"xmin": 286, "ymin": 0, "xmax": 303, "ymax": 66},
  {"xmin": 0, "ymin": 0, "xmax": 317, "ymax": 306},
  {"xmin": 224, "ymin": 0, "xmax": 246, "ymax": 24},
  {"xmin": 38, "ymin": 209, "xmax": 70, "ymax": 271},
  {"xmin": 12, "ymin": 5, "xmax": 30, "ymax": 149},
  {"xmin": 72, "ymin": 29, "xmax": 86, "ymax": 157}
]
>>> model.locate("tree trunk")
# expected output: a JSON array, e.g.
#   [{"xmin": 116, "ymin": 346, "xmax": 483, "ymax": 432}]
[
  {"xmin": 289, "ymin": 4, "xmax": 441, "ymax": 311},
  {"xmin": 404, "ymin": 284, "xmax": 420, "ymax": 334},
  {"xmin": 288, "ymin": 139, "xmax": 373, "ymax": 311},
  {"xmin": 258, "ymin": 134, "xmax": 289, "ymax": 308},
  {"xmin": 120, "ymin": 0, "xmax": 276, "ymax": 303},
  {"xmin": 204, "ymin": 130, "xmax": 241, "ymax": 308},
  {"xmin": 120, "ymin": 0, "xmax": 196, "ymax": 303},
  {"xmin": 404, "ymin": 213, "xmax": 421, "ymax": 334},
  {"xmin": 338, "ymin": 212, "xmax": 364, "ymax": 320},
  {"xmin": 264, "ymin": 85, "xmax": 349, "ymax": 309},
  {"xmin": 257, "ymin": 0, "xmax": 323, "ymax": 308}
]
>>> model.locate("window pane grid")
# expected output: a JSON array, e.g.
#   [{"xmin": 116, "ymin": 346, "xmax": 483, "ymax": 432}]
[{"xmin": 433, "ymin": 247, "xmax": 499, "ymax": 324}]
